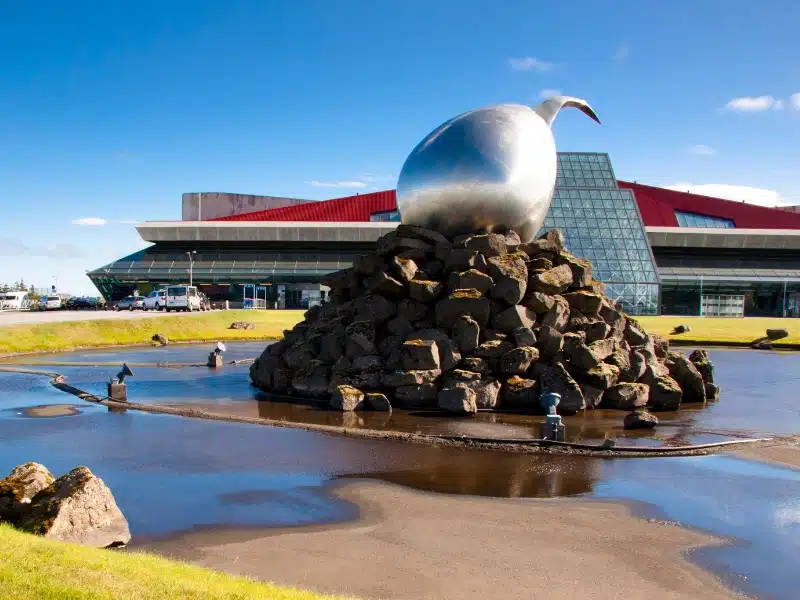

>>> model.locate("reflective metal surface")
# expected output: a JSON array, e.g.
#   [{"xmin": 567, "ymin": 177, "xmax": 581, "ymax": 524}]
[{"xmin": 396, "ymin": 97, "xmax": 600, "ymax": 242}]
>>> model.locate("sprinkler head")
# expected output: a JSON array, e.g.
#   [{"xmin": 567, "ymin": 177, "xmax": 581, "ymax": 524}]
[{"xmin": 117, "ymin": 363, "xmax": 133, "ymax": 384}]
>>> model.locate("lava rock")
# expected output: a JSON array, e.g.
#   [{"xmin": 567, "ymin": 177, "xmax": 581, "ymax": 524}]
[
  {"xmin": 365, "ymin": 393, "xmax": 392, "ymax": 412},
  {"xmin": 407, "ymin": 329, "xmax": 461, "ymax": 371},
  {"xmin": 402, "ymin": 339, "xmax": 440, "ymax": 370},
  {"xmin": 464, "ymin": 233, "xmax": 508, "ymax": 258},
  {"xmin": 395, "ymin": 223, "xmax": 451, "ymax": 247},
  {"xmin": 409, "ymin": 279, "xmax": 444, "ymax": 303},
  {"xmin": 766, "ymin": 328, "xmax": 789, "ymax": 340},
  {"xmin": 664, "ymin": 351, "xmax": 706, "ymax": 403},
  {"xmin": 390, "ymin": 256, "xmax": 418, "ymax": 283},
  {"xmin": 494, "ymin": 305, "xmax": 537, "ymax": 333},
  {"xmin": 475, "ymin": 339, "xmax": 515, "ymax": 359},
  {"xmin": 604, "ymin": 383, "xmax": 650, "ymax": 410},
  {"xmin": 345, "ymin": 335, "xmax": 378, "ymax": 360},
  {"xmin": 671, "ymin": 324, "xmax": 691, "ymax": 334},
  {"xmin": 448, "ymin": 269, "xmax": 494, "ymax": 295},
  {"xmin": 513, "ymin": 327, "xmax": 537, "ymax": 347},
  {"xmin": 500, "ymin": 347, "xmax": 539, "ymax": 375},
  {"xmin": 382, "ymin": 369, "xmax": 441, "ymax": 387},
  {"xmin": 445, "ymin": 249, "xmax": 486, "ymax": 272},
  {"xmin": 536, "ymin": 326, "xmax": 564, "ymax": 361},
  {"xmin": 540, "ymin": 295, "xmax": 570, "ymax": 332},
  {"xmin": 557, "ymin": 254, "xmax": 593, "ymax": 288},
  {"xmin": 438, "ymin": 386, "xmax": 478, "ymax": 414},
  {"xmin": 623, "ymin": 319, "xmax": 649, "ymax": 346},
  {"xmin": 647, "ymin": 376, "xmax": 682, "ymax": 411},
  {"xmin": 345, "ymin": 320, "xmax": 375, "ymax": 342},
  {"xmin": 529, "ymin": 264, "xmax": 573, "ymax": 295},
  {"xmin": 572, "ymin": 363, "xmax": 620, "ymax": 390},
  {"xmin": 563, "ymin": 291, "xmax": 603, "ymax": 316},
  {"xmin": 540, "ymin": 363, "xmax": 585, "ymax": 414},
  {"xmin": 330, "ymin": 385, "xmax": 365, "ymax": 411},
  {"xmin": 366, "ymin": 270, "xmax": 405, "ymax": 296},
  {"xmin": 151, "ymin": 333, "xmax": 169, "ymax": 345},
  {"xmin": 502, "ymin": 376, "xmax": 538, "ymax": 410},
  {"xmin": 453, "ymin": 315, "xmax": 480, "ymax": 354},
  {"xmin": 487, "ymin": 254, "xmax": 528, "ymax": 305},
  {"xmin": 435, "ymin": 289, "xmax": 491, "ymax": 328},
  {"xmin": 353, "ymin": 253, "xmax": 385, "ymax": 276},
  {"xmin": 394, "ymin": 384, "xmax": 439, "ymax": 408},
  {"xmin": 578, "ymin": 383, "xmax": 605, "ymax": 409},
  {"xmin": 19, "ymin": 466, "xmax": 130, "ymax": 548},
  {"xmin": 624, "ymin": 410, "xmax": 658, "ymax": 430},
  {"xmin": 525, "ymin": 291, "xmax": 556, "ymax": 314},
  {"xmin": 354, "ymin": 294, "xmax": 397, "ymax": 322},
  {"xmin": 460, "ymin": 357, "xmax": 493, "ymax": 375},
  {"xmin": 0, "ymin": 462, "xmax": 54, "ymax": 524},
  {"xmin": 688, "ymin": 349, "xmax": 715, "ymax": 384}
]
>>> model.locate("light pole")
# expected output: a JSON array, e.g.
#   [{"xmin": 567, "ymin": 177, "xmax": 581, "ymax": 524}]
[{"xmin": 186, "ymin": 251, "xmax": 196, "ymax": 287}]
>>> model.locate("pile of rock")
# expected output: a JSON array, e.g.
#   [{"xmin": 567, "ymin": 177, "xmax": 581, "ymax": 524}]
[
  {"xmin": 0, "ymin": 462, "xmax": 130, "ymax": 548},
  {"xmin": 250, "ymin": 225, "xmax": 718, "ymax": 417}
]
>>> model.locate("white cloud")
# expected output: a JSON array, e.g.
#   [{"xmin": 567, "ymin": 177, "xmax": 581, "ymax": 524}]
[
  {"xmin": 614, "ymin": 43, "xmax": 629, "ymax": 62},
  {"xmin": 71, "ymin": 217, "xmax": 137, "ymax": 226},
  {"xmin": 687, "ymin": 144, "xmax": 716, "ymax": 156},
  {"xmin": 724, "ymin": 96, "xmax": 783, "ymax": 112},
  {"xmin": 791, "ymin": 93, "xmax": 800, "ymax": 110},
  {"xmin": 664, "ymin": 182, "xmax": 795, "ymax": 207},
  {"xmin": 72, "ymin": 217, "xmax": 107, "ymax": 226},
  {"xmin": 359, "ymin": 174, "xmax": 395, "ymax": 184},
  {"xmin": 509, "ymin": 57, "xmax": 553, "ymax": 72},
  {"xmin": 538, "ymin": 89, "xmax": 562, "ymax": 100},
  {"xmin": 306, "ymin": 180, "xmax": 368, "ymax": 189}
]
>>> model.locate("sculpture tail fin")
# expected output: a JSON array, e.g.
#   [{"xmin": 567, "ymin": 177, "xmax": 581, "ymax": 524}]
[{"xmin": 533, "ymin": 96, "xmax": 601, "ymax": 127}]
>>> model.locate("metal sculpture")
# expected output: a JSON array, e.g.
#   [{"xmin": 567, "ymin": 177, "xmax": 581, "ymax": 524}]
[{"xmin": 396, "ymin": 96, "xmax": 600, "ymax": 242}]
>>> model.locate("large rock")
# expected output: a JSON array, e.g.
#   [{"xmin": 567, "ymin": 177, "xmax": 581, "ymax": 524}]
[
  {"xmin": 688, "ymin": 349, "xmax": 715, "ymax": 384},
  {"xmin": 578, "ymin": 383, "xmax": 605, "ymax": 409},
  {"xmin": 464, "ymin": 233, "xmax": 508, "ymax": 257},
  {"xmin": 647, "ymin": 376, "xmax": 682, "ymax": 411},
  {"xmin": 394, "ymin": 383, "xmax": 439, "ymax": 408},
  {"xmin": 475, "ymin": 339, "xmax": 515, "ymax": 359},
  {"xmin": 494, "ymin": 305, "xmax": 536, "ymax": 333},
  {"xmin": 407, "ymin": 329, "xmax": 461, "ymax": 371},
  {"xmin": 390, "ymin": 256, "xmax": 418, "ymax": 283},
  {"xmin": 445, "ymin": 249, "xmax": 487, "ymax": 272},
  {"xmin": 382, "ymin": 369, "xmax": 441, "ymax": 387},
  {"xmin": 513, "ymin": 327, "xmax": 537, "ymax": 347},
  {"xmin": 18, "ymin": 466, "xmax": 130, "ymax": 548},
  {"xmin": 435, "ymin": 289, "xmax": 491, "ymax": 328},
  {"xmin": 402, "ymin": 339, "xmax": 440, "ymax": 370},
  {"xmin": 572, "ymin": 363, "xmax": 620, "ymax": 390},
  {"xmin": 604, "ymin": 383, "xmax": 650, "ymax": 410},
  {"xmin": 502, "ymin": 376, "xmax": 538, "ymax": 410},
  {"xmin": 460, "ymin": 357, "xmax": 493, "ymax": 375},
  {"xmin": 564, "ymin": 337, "xmax": 615, "ymax": 371},
  {"xmin": 408, "ymin": 279, "xmax": 444, "ymax": 303},
  {"xmin": 540, "ymin": 363, "xmax": 585, "ymax": 414},
  {"xmin": 766, "ymin": 328, "xmax": 789, "ymax": 340},
  {"xmin": 539, "ymin": 295, "xmax": 570, "ymax": 332},
  {"xmin": 529, "ymin": 264, "xmax": 573, "ymax": 295},
  {"xmin": 558, "ymin": 254, "xmax": 593, "ymax": 288},
  {"xmin": 354, "ymin": 294, "xmax": 397, "ymax": 322},
  {"xmin": 500, "ymin": 347, "xmax": 539, "ymax": 375},
  {"xmin": 330, "ymin": 385, "xmax": 365, "ymax": 411},
  {"xmin": 438, "ymin": 386, "xmax": 478, "ymax": 414},
  {"xmin": 0, "ymin": 462, "xmax": 54, "ymax": 524},
  {"xmin": 353, "ymin": 253, "xmax": 385, "ymax": 276},
  {"xmin": 487, "ymin": 254, "xmax": 528, "ymax": 305},
  {"xmin": 365, "ymin": 393, "xmax": 392, "ymax": 412},
  {"xmin": 525, "ymin": 291, "xmax": 556, "ymax": 313},
  {"xmin": 536, "ymin": 326, "xmax": 563, "ymax": 361},
  {"xmin": 453, "ymin": 315, "xmax": 480, "ymax": 354},
  {"xmin": 448, "ymin": 269, "xmax": 494, "ymax": 294},
  {"xmin": 345, "ymin": 334, "xmax": 378, "ymax": 360},
  {"xmin": 624, "ymin": 410, "xmax": 658, "ymax": 430},
  {"xmin": 664, "ymin": 351, "xmax": 706, "ymax": 403},
  {"xmin": 395, "ymin": 223, "xmax": 451, "ymax": 247},
  {"xmin": 563, "ymin": 291, "xmax": 603, "ymax": 316},
  {"xmin": 366, "ymin": 270, "xmax": 405, "ymax": 296},
  {"xmin": 443, "ymin": 374, "xmax": 502, "ymax": 409}
]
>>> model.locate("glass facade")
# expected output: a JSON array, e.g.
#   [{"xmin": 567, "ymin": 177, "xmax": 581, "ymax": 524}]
[
  {"xmin": 540, "ymin": 153, "xmax": 660, "ymax": 315},
  {"xmin": 370, "ymin": 210, "xmax": 401, "ymax": 222},
  {"xmin": 675, "ymin": 211, "xmax": 735, "ymax": 228}
]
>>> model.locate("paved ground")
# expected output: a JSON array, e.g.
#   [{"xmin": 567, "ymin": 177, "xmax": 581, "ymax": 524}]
[
  {"xmin": 141, "ymin": 481, "xmax": 738, "ymax": 600},
  {"xmin": 0, "ymin": 310, "xmax": 200, "ymax": 327}
]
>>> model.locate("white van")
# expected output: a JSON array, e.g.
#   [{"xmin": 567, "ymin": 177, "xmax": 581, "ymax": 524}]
[
  {"xmin": 39, "ymin": 295, "xmax": 62, "ymax": 311},
  {"xmin": 165, "ymin": 285, "xmax": 202, "ymax": 312}
]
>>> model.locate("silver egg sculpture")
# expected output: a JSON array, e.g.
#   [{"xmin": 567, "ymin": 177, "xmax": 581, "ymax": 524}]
[{"xmin": 396, "ymin": 96, "xmax": 600, "ymax": 242}]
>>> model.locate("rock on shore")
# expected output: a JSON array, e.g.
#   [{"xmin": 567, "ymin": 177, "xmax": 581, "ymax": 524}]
[
  {"xmin": 1, "ymin": 464, "xmax": 130, "ymax": 548},
  {"xmin": 250, "ymin": 225, "xmax": 717, "ymax": 415}
]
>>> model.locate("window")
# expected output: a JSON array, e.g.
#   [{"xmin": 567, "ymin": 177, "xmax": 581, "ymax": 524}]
[
  {"xmin": 675, "ymin": 211, "xmax": 734, "ymax": 228},
  {"xmin": 370, "ymin": 210, "xmax": 400, "ymax": 222}
]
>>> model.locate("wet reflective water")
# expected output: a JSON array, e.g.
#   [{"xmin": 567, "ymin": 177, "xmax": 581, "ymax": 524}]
[{"xmin": 1, "ymin": 343, "xmax": 799, "ymax": 599}]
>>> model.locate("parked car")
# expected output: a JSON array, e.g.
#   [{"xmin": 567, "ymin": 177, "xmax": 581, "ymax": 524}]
[
  {"xmin": 39, "ymin": 295, "xmax": 62, "ymax": 311},
  {"xmin": 165, "ymin": 285, "xmax": 201, "ymax": 312},
  {"xmin": 115, "ymin": 295, "xmax": 145, "ymax": 311},
  {"xmin": 142, "ymin": 290, "xmax": 167, "ymax": 311},
  {"xmin": 65, "ymin": 296, "xmax": 100, "ymax": 310}
]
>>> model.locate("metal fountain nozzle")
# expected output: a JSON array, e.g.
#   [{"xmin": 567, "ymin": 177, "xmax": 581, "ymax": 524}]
[{"xmin": 116, "ymin": 363, "xmax": 133, "ymax": 384}]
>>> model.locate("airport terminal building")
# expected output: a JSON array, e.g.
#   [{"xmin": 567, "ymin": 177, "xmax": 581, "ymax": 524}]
[{"xmin": 88, "ymin": 152, "xmax": 800, "ymax": 317}]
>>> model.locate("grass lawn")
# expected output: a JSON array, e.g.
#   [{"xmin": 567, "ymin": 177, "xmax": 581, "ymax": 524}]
[
  {"xmin": 0, "ymin": 524, "xmax": 348, "ymax": 600},
  {"xmin": 637, "ymin": 315, "xmax": 800, "ymax": 346},
  {"xmin": 0, "ymin": 310, "xmax": 305, "ymax": 355}
]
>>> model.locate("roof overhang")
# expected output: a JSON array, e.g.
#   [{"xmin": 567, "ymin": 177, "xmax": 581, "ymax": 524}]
[
  {"xmin": 136, "ymin": 221, "xmax": 398, "ymax": 243},
  {"xmin": 646, "ymin": 227, "xmax": 800, "ymax": 250}
]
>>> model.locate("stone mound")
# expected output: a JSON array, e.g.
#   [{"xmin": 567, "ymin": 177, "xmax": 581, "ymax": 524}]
[{"xmin": 250, "ymin": 225, "xmax": 717, "ymax": 415}]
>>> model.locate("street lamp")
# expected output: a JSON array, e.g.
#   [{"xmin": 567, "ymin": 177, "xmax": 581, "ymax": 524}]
[{"xmin": 186, "ymin": 251, "xmax": 197, "ymax": 287}]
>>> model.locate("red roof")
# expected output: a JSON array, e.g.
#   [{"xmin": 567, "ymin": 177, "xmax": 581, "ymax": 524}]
[
  {"xmin": 214, "ymin": 190, "xmax": 397, "ymax": 222},
  {"xmin": 618, "ymin": 181, "xmax": 800, "ymax": 229},
  {"xmin": 214, "ymin": 182, "xmax": 800, "ymax": 231}
]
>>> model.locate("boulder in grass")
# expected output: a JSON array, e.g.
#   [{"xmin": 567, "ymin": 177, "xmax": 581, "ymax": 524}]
[
  {"xmin": 0, "ymin": 462, "xmax": 54, "ymax": 524},
  {"xmin": 19, "ymin": 466, "xmax": 130, "ymax": 548},
  {"xmin": 624, "ymin": 410, "xmax": 658, "ymax": 430},
  {"xmin": 671, "ymin": 324, "xmax": 691, "ymax": 335},
  {"xmin": 766, "ymin": 328, "xmax": 789, "ymax": 341},
  {"xmin": 151, "ymin": 333, "xmax": 169, "ymax": 345}
]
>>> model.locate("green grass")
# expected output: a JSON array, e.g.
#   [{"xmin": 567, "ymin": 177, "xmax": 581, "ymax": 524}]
[
  {"xmin": 637, "ymin": 315, "xmax": 800, "ymax": 346},
  {"xmin": 0, "ymin": 523, "xmax": 347, "ymax": 600},
  {"xmin": 0, "ymin": 310, "xmax": 305, "ymax": 355}
]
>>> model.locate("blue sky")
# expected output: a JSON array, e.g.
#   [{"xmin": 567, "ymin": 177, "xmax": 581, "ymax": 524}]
[{"xmin": 1, "ymin": 0, "xmax": 798, "ymax": 294}]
